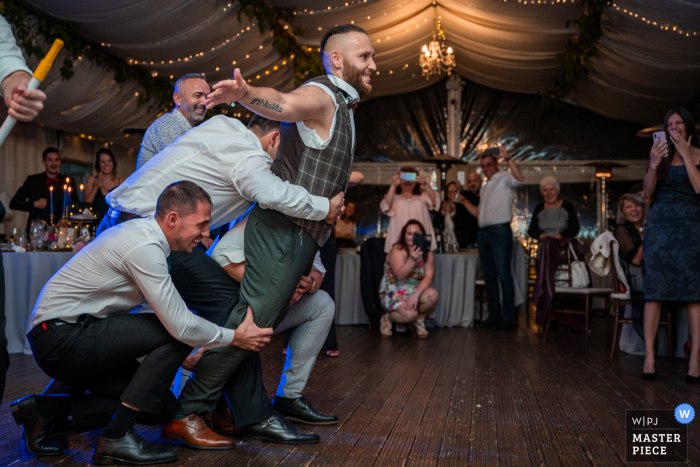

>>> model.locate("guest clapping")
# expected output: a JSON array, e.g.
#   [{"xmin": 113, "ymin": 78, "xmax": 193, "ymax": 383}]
[
  {"xmin": 642, "ymin": 106, "xmax": 700, "ymax": 383},
  {"xmin": 379, "ymin": 220, "xmax": 438, "ymax": 339},
  {"xmin": 85, "ymin": 148, "xmax": 124, "ymax": 219},
  {"xmin": 381, "ymin": 167, "xmax": 439, "ymax": 253},
  {"xmin": 335, "ymin": 201, "xmax": 357, "ymax": 248},
  {"xmin": 528, "ymin": 176, "xmax": 580, "ymax": 241}
]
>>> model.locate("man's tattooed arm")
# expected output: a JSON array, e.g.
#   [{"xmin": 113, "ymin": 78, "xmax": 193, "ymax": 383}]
[{"xmin": 250, "ymin": 98, "xmax": 283, "ymax": 113}]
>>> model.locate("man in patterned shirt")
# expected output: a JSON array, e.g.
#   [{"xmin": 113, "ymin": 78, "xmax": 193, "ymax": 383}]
[{"xmin": 136, "ymin": 74, "xmax": 209, "ymax": 169}]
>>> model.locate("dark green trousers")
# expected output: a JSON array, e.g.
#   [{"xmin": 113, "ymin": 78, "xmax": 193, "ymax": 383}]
[{"xmin": 177, "ymin": 206, "xmax": 318, "ymax": 422}]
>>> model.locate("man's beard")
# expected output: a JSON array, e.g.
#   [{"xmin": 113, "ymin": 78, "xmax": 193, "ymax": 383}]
[
  {"xmin": 343, "ymin": 62, "xmax": 371, "ymax": 96},
  {"xmin": 185, "ymin": 105, "xmax": 206, "ymax": 123}
]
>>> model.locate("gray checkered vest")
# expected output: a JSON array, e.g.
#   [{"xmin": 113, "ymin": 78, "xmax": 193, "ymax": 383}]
[{"xmin": 272, "ymin": 76, "xmax": 354, "ymax": 246}]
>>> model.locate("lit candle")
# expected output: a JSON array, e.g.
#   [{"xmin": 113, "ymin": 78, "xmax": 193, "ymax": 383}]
[
  {"xmin": 79, "ymin": 184, "xmax": 84, "ymax": 202},
  {"xmin": 68, "ymin": 187, "xmax": 72, "ymax": 213},
  {"xmin": 49, "ymin": 186, "xmax": 54, "ymax": 216},
  {"xmin": 63, "ymin": 184, "xmax": 67, "ymax": 214}
]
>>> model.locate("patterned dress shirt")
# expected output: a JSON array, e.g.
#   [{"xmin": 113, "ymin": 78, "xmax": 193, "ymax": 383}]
[{"xmin": 136, "ymin": 108, "xmax": 192, "ymax": 169}]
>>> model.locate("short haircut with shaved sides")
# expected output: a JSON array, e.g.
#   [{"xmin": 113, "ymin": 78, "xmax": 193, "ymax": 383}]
[
  {"xmin": 247, "ymin": 114, "xmax": 281, "ymax": 136},
  {"xmin": 155, "ymin": 181, "xmax": 212, "ymax": 220},
  {"xmin": 175, "ymin": 73, "xmax": 207, "ymax": 94},
  {"xmin": 320, "ymin": 24, "xmax": 368, "ymax": 57}
]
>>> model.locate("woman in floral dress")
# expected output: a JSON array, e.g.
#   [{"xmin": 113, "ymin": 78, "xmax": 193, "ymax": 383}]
[{"xmin": 379, "ymin": 219, "xmax": 438, "ymax": 339}]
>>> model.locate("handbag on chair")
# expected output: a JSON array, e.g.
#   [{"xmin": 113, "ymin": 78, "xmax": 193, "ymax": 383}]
[{"xmin": 554, "ymin": 243, "xmax": 590, "ymax": 288}]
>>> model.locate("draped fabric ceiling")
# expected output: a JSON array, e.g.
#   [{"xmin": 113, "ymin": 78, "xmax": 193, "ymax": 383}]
[{"xmin": 17, "ymin": 0, "xmax": 700, "ymax": 150}]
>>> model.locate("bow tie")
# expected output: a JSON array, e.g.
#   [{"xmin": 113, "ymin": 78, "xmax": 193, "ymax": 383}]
[
  {"xmin": 337, "ymin": 88, "xmax": 359, "ymax": 111},
  {"xmin": 46, "ymin": 177, "xmax": 59, "ymax": 184}
]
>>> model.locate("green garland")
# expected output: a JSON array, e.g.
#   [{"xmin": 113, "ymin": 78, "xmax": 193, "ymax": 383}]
[
  {"xmin": 0, "ymin": 0, "xmax": 173, "ymax": 108},
  {"xmin": 236, "ymin": 0, "xmax": 325, "ymax": 86},
  {"xmin": 0, "ymin": 0, "xmax": 323, "ymax": 112},
  {"xmin": 542, "ymin": 0, "xmax": 609, "ymax": 106}
]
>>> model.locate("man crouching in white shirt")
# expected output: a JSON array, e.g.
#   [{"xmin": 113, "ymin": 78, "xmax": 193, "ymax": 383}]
[
  {"xmin": 10, "ymin": 181, "xmax": 272, "ymax": 466},
  {"xmin": 165, "ymin": 212, "xmax": 337, "ymax": 445}
]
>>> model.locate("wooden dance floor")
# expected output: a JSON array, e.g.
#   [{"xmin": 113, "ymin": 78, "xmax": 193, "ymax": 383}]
[{"xmin": 1, "ymin": 317, "xmax": 698, "ymax": 466}]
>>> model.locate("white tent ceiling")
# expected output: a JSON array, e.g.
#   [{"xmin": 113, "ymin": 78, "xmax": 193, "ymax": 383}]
[{"xmin": 18, "ymin": 0, "xmax": 700, "ymax": 146}]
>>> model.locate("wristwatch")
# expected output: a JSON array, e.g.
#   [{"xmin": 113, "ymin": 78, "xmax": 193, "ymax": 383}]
[{"xmin": 310, "ymin": 279, "xmax": 316, "ymax": 293}]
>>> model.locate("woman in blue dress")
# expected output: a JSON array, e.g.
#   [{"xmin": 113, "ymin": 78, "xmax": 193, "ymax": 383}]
[{"xmin": 642, "ymin": 107, "xmax": 700, "ymax": 383}]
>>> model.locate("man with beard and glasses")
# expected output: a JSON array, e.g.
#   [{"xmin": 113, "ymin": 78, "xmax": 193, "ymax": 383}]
[
  {"xmin": 136, "ymin": 74, "xmax": 209, "ymax": 170},
  {"xmin": 167, "ymin": 24, "xmax": 376, "ymax": 445}
]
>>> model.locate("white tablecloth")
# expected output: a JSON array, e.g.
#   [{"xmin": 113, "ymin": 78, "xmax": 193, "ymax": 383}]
[
  {"xmin": 3, "ymin": 252, "xmax": 75, "ymax": 354},
  {"xmin": 335, "ymin": 253, "xmax": 478, "ymax": 328}
]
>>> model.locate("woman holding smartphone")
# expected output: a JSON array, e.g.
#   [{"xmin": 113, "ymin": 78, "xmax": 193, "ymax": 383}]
[
  {"xmin": 642, "ymin": 106, "xmax": 700, "ymax": 383},
  {"xmin": 380, "ymin": 167, "xmax": 439, "ymax": 253},
  {"xmin": 379, "ymin": 219, "xmax": 438, "ymax": 339}
]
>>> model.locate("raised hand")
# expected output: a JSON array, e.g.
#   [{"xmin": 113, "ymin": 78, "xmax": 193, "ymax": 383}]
[
  {"xmin": 205, "ymin": 68, "xmax": 249, "ymax": 109},
  {"xmin": 408, "ymin": 244, "xmax": 423, "ymax": 262},
  {"xmin": 391, "ymin": 171, "xmax": 401, "ymax": 187},
  {"xmin": 649, "ymin": 139, "xmax": 668, "ymax": 169},
  {"xmin": 2, "ymin": 72, "xmax": 46, "ymax": 122},
  {"xmin": 670, "ymin": 130, "xmax": 692, "ymax": 161}
]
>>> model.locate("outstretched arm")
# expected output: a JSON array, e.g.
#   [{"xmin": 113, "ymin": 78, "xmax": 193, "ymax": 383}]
[{"xmin": 206, "ymin": 68, "xmax": 336, "ymax": 125}]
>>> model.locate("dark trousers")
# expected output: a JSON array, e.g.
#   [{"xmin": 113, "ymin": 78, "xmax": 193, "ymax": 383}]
[
  {"xmin": 284, "ymin": 235, "xmax": 339, "ymax": 352},
  {"xmin": 30, "ymin": 314, "xmax": 191, "ymax": 433},
  {"xmin": 168, "ymin": 247, "xmax": 273, "ymax": 427},
  {"xmin": 477, "ymin": 223, "xmax": 515, "ymax": 323},
  {"xmin": 178, "ymin": 206, "xmax": 318, "ymax": 422}
]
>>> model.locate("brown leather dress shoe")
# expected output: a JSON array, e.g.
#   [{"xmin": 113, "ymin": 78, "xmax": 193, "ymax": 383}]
[
  {"xmin": 203, "ymin": 408, "xmax": 244, "ymax": 436},
  {"xmin": 161, "ymin": 414, "xmax": 236, "ymax": 450}
]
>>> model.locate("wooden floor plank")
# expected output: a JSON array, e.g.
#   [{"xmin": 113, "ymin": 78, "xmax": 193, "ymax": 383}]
[{"xmin": 1, "ymin": 320, "xmax": 697, "ymax": 467}]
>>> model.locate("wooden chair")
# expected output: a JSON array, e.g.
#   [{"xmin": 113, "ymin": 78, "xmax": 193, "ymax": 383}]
[
  {"xmin": 543, "ymin": 243, "xmax": 612, "ymax": 347},
  {"xmin": 609, "ymin": 256, "xmax": 673, "ymax": 360}
]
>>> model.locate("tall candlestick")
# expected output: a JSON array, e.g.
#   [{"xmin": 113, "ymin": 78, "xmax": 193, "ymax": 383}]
[
  {"xmin": 63, "ymin": 184, "xmax": 67, "ymax": 216},
  {"xmin": 49, "ymin": 186, "xmax": 54, "ymax": 216},
  {"xmin": 79, "ymin": 184, "xmax": 84, "ymax": 202}
]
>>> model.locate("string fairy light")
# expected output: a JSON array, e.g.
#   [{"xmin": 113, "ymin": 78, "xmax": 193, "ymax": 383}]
[{"xmin": 610, "ymin": 3, "xmax": 699, "ymax": 37}]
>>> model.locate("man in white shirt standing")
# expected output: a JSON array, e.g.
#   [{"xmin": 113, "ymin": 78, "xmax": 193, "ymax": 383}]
[
  {"xmin": 467, "ymin": 146, "xmax": 524, "ymax": 330},
  {"xmin": 136, "ymin": 74, "xmax": 209, "ymax": 170},
  {"xmin": 10, "ymin": 182, "xmax": 273, "ymax": 465}
]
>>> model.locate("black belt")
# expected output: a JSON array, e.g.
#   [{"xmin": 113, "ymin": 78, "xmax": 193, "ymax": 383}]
[
  {"xmin": 108, "ymin": 208, "xmax": 143, "ymax": 222},
  {"xmin": 480, "ymin": 222, "xmax": 511, "ymax": 231},
  {"xmin": 26, "ymin": 316, "xmax": 86, "ymax": 345}
]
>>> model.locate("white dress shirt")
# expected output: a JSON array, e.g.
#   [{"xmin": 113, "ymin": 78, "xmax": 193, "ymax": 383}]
[
  {"xmin": 107, "ymin": 116, "xmax": 330, "ymax": 230},
  {"xmin": 31, "ymin": 217, "xmax": 235, "ymax": 349},
  {"xmin": 299, "ymin": 74, "xmax": 358, "ymax": 154},
  {"xmin": 210, "ymin": 214, "xmax": 326, "ymax": 276},
  {"xmin": 478, "ymin": 169, "xmax": 523, "ymax": 228},
  {"xmin": 0, "ymin": 15, "xmax": 32, "ymax": 96}
]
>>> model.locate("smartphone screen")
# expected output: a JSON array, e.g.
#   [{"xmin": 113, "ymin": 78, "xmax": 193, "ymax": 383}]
[{"xmin": 400, "ymin": 173, "xmax": 417, "ymax": 182}]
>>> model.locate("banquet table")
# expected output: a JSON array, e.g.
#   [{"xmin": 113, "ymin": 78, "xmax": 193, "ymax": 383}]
[
  {"xmin": 334, "ymin": 252, "xmax": 478, "ymax": 327},
  {"xmin": 3, "ymin": 252, "xmax": 75, "ymax": 354}
]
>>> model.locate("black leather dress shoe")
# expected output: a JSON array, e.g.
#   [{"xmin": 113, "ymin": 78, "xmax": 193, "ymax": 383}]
[
  {"xmin": 93, "ymin": 429, "xmax": 177, "ymax": 465},
  {"xmin": 272, "ymin": 396, "xmax": 338, "ymax": 426},
  {"xmin": 495, "ymin": 320, "xmax": 516, "ymax": 331},
  {"xmin": 244, "ymin": 411, "xmax": 319, "ymax": 444},
  {"xmin": 475, "ymin": 318, "xmax": 499, "ymax": 328},
  {"xmin": 10, "ymin": 395, "xmax": 63, "ymax": 456}
]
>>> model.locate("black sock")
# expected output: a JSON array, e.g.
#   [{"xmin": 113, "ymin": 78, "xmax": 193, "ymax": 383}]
[
  {"xmin": 101, "ymin": 404, "xmax": 140, "ymax": 439},
  {"xmin": 33, "ymin": 395, "xmax": 71, "ymax": 420}
]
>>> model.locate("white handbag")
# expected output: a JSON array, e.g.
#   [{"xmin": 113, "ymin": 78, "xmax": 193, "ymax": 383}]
[{"xmin": 555, "ymin": 243, "xmax": 590, "ymax": 288}]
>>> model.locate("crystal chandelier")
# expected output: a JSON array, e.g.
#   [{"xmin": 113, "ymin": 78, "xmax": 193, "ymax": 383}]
[{"xmin": 419, "ymin": 6, "xmax": 455, "ymax": 79}]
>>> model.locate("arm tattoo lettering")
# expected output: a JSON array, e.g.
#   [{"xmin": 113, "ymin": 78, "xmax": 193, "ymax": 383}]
[{"xmin": 250, "ymin": 98, "xmax": 283, "ymax": 113}]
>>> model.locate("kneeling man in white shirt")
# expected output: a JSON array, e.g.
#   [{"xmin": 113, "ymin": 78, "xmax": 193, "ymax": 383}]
[{"xmin": 10, "ymin": 182, "xmax": 271, "ymax": 465}]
